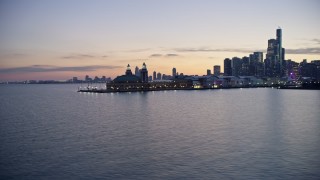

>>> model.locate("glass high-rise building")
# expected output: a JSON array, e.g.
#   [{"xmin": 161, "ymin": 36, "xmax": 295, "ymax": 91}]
[
  {"xmin": 207, "ymin": 69, "xmax": 211, "ymax": 75},
  {"xmin": 224, "ymin": 58, "xmax": 232, "ymax": 76},
  {"xmin": 214, "ymin": 65, "xmax": 220, "ymax": 76},
  {"xmin": 157, "ymin": 72, "xmax": 162, "ymax": 80},
  {"xmin": 172, "ymin": 68, "xmax": 176, "ymax": 77},
  {"xmin": 153, "ymin": 71, "xmax": 156, "ymax": 81}
]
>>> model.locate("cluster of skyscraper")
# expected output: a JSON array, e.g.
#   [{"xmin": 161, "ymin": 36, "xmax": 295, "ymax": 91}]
[
  {"xmin": 223, "ymin": 52, "xmax": 264, "ymax": 77},
  {"xmin": 83, "ymin": 28, "xmax": 319, "ymax": 88},
  {"xmin": 223, "ymin": 28, "xmax": 285, "ymax": 78},
  {"xmin": 221, "ymin": 28, "xmax": 320, "ymax": 80}
]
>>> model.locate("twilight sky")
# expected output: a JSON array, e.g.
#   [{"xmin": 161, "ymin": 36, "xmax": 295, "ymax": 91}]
[{"xmin": 0, "ymin": 0, "xmax": 319, "ymax": 81}]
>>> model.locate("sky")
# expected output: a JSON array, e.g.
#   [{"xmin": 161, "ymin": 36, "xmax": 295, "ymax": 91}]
[{"xmin": 0, "ymin": 0, "xmax": 319, "ymax": 81}]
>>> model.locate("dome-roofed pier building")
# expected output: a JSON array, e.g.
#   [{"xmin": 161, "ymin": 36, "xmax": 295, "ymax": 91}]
[
  {"xmin": 106, "ymin": 63, "xmax": 193, "ymax": 92},
  {"xmin": 112, "ymin": 64, "xmax": 141, "ymax": 83},
  {"xmin": 106, "ymin": 64, "xmax": 146, "ymax": 92}
]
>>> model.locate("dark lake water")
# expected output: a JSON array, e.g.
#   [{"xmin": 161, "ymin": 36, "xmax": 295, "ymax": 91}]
[{"xmin": 0, "ymin": 84, "xmax": 319, "ymax": 179}]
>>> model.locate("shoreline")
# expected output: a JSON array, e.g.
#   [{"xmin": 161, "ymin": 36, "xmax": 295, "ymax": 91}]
[{"xmin": 78, "ymin": 86, "xmax": 319, "ymax": 93}]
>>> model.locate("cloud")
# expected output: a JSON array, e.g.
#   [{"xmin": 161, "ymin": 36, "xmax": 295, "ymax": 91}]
[
  {"xmin": 166, "ymin": 53, "xmax": 179, "ymax": 57},
  {"xmin": 0, "ymin": 65, "xmax": 121, "ymax": 74},
  {"xmin": 286, "ymin": 48, "xmax": 320, "ymax": 54},
  {"xmin": 311, "ymin": 39, "xmax": 320, "ymax": 44},
  {"xmin": 149, "ymin": 53, "xmax": 180, "ymax": 58},
  {"xmin": 60, "ymin": 54, "xmax": 108, "ymax": 59},
  {"xmin": 61, "ymin": 54, "xmax": 96, "ymax": 59},
  {"xmin": 149, "ymin": 54, "xmax": 162, "ymax": 57},
  {"xmin": 174, "ymin": 48, "xmax": 263, "ymax": 53}
]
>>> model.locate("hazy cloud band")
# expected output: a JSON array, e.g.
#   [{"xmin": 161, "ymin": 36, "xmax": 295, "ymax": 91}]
[
  {"xmin": 149, "ymin": 53, "xmax": 179, "ymax": 58},
  {"xmin": 0, "ymin": 65, "xmax": 121, "ymax": 73},
  {"xmin": 174, "ymin": 48, "xmax": 263, "ymax": 53},
  {"xmin": 174, "ymin": 47, "xmax": 320, "ymax": 54},
  {"xmin": 285, "ymin": 48, "xmax": 320, "ymax": 54}
]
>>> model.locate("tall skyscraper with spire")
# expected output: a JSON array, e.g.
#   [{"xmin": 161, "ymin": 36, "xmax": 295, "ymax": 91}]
[
  {"xmin": 276, "ymin": 28, "xmax": 285, "ymax": 76},
  {"xmin": 265, "ymin": 28, "xmax": 285, "ymax": 77}
]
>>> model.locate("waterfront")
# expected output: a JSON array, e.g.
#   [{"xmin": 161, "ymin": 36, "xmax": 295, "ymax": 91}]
[{"xmin": 0, "ymin": 84, "xmax": 320, "ymax": 179}]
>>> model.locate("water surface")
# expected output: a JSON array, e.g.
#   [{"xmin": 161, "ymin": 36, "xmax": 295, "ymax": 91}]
[{"xmin": 0, "ymin": 85, "xmax": 319, "ymax": 179}]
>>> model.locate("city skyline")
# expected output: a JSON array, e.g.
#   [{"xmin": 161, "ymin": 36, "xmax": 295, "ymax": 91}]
[{"xmin": 0, "ymin": 0, "xmax": 320, "ymax": 81}]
